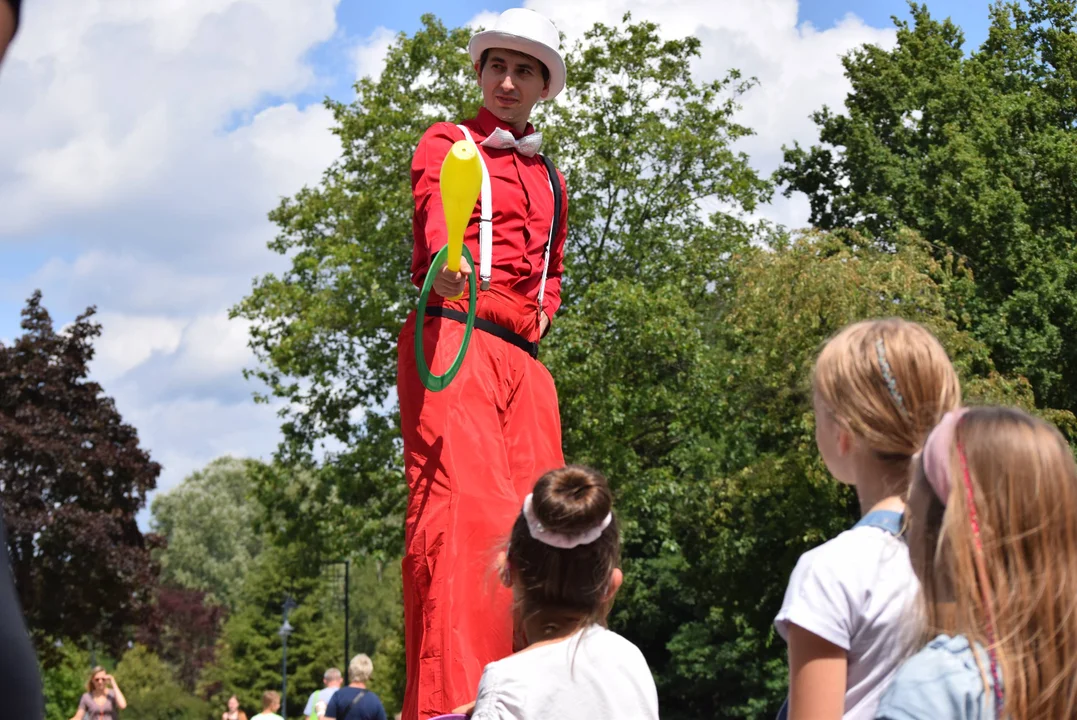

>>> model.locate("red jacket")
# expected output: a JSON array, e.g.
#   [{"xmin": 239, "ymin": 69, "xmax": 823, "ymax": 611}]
[{"xmin": 410, "ymin": 107, "xmax": 568, "ymax": 319}]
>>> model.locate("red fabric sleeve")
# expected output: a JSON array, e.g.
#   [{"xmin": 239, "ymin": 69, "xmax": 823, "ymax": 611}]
[
  {"xmin": 410, "ymin": 122, "xmax": 460, "ymax": 284},
  {"xmin": 542, "ymin": 168, "xmax": 568, "ymax": 319}
]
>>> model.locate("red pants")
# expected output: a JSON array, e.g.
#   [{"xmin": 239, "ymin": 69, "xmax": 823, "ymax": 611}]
[{"xmin": 397, "ymin": 285, "xmax": 564, "ymax": 720}]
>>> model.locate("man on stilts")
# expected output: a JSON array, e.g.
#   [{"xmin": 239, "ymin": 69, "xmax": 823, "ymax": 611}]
[{"xmin": 396, "ymin": 8, "xmax": 569, "ymax": 720}]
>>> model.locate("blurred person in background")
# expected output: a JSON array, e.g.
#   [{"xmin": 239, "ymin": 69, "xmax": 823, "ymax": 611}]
[
  {"xmin": 223, "ymin": 694, "xmax": 249, "ymax": 720},
  {"xmin": 70, "ymin": 666, "xmax": 127, "ymax": 720},
  {"xmin": 305, "ymin": 668, "xmax": 343, "ymax": 719}
]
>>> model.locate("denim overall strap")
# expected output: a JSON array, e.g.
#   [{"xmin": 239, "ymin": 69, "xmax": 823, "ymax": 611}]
[{"xmin": 853, "ymin": 509, "xmax": 903, "ymax": 536}]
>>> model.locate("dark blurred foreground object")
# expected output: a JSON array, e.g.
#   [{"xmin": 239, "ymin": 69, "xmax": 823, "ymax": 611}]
[
  {"xmin": 0, "ymin": 5, "xmax": 47, "ymax": 719},
  {"xmin": 0, "ymin": 515, "xmax": 43, "ymax": 718}
]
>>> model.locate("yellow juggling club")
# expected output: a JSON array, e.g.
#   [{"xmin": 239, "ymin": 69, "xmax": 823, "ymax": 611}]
[
  {"xmin": 439, "ymin": 141, "xmax": 483, "ymax": 298},
  {"xmin": 413, "ymin": 141, "xmax": 482, "ymax": 392}
]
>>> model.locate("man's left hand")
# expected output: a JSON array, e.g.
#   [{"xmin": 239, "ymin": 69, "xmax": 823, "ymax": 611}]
[{"xmin": 539, "ymin": 311, "xmax": 550, "ymax": 337}]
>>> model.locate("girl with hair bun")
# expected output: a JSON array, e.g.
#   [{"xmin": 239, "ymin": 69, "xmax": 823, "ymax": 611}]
[
  {"xmin": 775, "ymin": 319, "xmax": 961, "ymax": 720},
  {"xmin": 876, "ymin": 407, "xmax": 1077, "ymax": 719},
  {"xmin": 458, "ymin": 465, "xmax": 659, "ymax": 720}
]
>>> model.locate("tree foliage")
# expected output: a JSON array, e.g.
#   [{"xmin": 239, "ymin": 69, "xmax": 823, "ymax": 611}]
[
  {"xmin": 777, "ymin": 0, "xmax": 1077, "ymax": 411},
  {"xmin": 138, "ymin": 585, "xmax": 227, "ymax": 692},
  {"xmin": 201, "ymin": 546, "xmax": 407, "ymax": 718},
  {"xmin": 542, "ymin": 229, "xmax": 1047, "ymax": 718},
  {"xmin": 115, "ymin": 644, "xmax": 211, "ymax": 720},
  {"xmin": 200, "ymin": 544, "xmax": 350, "ymax": 716},
  {"xmin": 0, "ymin": 292, "xmax": 160, "ymax": 652},
  {"xmin": 41, "ymin": 641, "xmax": 89, "ymax": 720},
  {"xmin": 151, "ymin": 456, "xmax": 265, "ymax": 610}
]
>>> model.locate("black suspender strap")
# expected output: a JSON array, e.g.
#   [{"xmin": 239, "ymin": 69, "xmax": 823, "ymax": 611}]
[{"xmin": 539, "ymin": 154, "xmax": 562, "ymax": 245}]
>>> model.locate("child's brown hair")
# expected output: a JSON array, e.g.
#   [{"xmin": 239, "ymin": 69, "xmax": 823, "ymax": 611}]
[{"xmin": 507, "ymin": 465, "xmax": 620, "ymax": 641}]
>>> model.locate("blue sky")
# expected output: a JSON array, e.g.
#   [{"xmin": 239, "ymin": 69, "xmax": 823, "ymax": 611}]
[
  {"xmin": 317, "ymin": 1, "xmax": 992, "ymax": 110},
  {"xmin": 800, "ymin": 0, "xmax": 988, "ymax": 43},
  {"xmin": 0, "ymin": 0, "xmax": 998, "ymax": 518}
]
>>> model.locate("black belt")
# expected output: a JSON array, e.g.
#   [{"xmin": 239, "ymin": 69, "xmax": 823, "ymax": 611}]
[{"xmin": 426, "ymin": 306, "xmax": 539, "ymax": 359}]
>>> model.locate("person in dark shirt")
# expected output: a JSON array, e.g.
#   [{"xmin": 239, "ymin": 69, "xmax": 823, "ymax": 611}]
[
  {"xmin": 0, "ymin": 3, "xmax": 46, "ymax": 718},
  {"xmin": 324, "ymin": 654, "xmax": 387, "ymax": 720}
]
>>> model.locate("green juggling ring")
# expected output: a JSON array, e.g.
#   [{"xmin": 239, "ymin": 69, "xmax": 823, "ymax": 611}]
[{"xmin": 415, "ymin": 244, "xmax": 477, "ymax": 392}]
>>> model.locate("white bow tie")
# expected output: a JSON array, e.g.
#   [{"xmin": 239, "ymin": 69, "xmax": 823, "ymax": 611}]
[{"xmin": 480, "ymin": 127, "xmax": 543, "ymax": 157}]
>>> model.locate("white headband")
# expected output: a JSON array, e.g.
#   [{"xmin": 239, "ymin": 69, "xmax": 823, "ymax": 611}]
[{"xmin": 522, "ymin": 493, "xmax": 613, "ymax": 549}]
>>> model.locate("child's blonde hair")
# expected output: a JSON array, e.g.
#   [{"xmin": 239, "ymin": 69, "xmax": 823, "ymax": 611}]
[
  {"xmin": 813, "ymin": 318, "xmax": 961, "ymax": 489},
  {"xmin": 909, "ymin": 407, "xmax": 1077, "ymax": 718}
]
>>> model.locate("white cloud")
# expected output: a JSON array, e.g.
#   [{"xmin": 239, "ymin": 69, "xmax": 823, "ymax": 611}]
[
  {"xmin": 92, "ymin": 313, "xmax": 186, "ymax": 383},
  {"xmin": 354, "ymin": 26, "xmax": 396, "ymax": 82},
  {"xmin": 128, "ymin": 395, "xmax": 284, "ymax": 504},
  {"xmin": 91, "ymin": 310, "xmax": 254, "ymax": 404},
  {"xmin": 478, "ymin": 0, "xmax": 896, "ymax": 229},
  {"xmin": 93, "ymin": 310, "xmax": 272, "ymax": 514},
  {"xmin": 0, "ymin": 0, "xmax": 340, "ymax": 238},
  {"xmin": 468, "ymin": 11, "xmax": 500, "ymax": 32},
  {"xmin": 0, "ymin": 0, "xmax": 344, "ymax": 526}
]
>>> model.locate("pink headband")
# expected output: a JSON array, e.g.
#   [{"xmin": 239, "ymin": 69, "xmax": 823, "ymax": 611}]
[
  {"xmin": 522, "ymin": 493, "xmax": 613, "ymax": 549},
  {"xmin": 921, "ymin": 407, "xmax": 969, "ymax": 503}
]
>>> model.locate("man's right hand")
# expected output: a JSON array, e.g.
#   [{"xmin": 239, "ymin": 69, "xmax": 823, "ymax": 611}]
[{"xmin": 432, "ymin": 256, "xmax": 472, "ymax": 299}]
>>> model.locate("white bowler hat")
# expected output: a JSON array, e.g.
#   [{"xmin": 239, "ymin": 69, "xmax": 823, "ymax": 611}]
[{"xmin": 468, "ymin": 8, "xmax": 567, "ymax": 100}]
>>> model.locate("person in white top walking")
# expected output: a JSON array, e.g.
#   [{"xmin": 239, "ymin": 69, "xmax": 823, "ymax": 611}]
[
  {"xmin": 454, "ymin": 465, "xmax": 659, "ymax": 720},
  {"xmin": 774, "ymin": 319, "xmax": 962, "ymax": 720},
  {"xmin": 305, "ymin": 667, "xmax": 343, "ymax": 720}
]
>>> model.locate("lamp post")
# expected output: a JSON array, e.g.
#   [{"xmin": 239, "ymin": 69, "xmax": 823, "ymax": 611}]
[
  {"xmin": 322, "ymin": 559, "xmax": 351, "ymax": 670},
  {"xmin": 279, "ymin": 596, "xmax": 297, "ymax": 717}
]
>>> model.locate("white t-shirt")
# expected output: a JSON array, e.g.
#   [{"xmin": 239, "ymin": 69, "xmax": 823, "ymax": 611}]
[
  {"xmin": 775, "ymin": 523, "xmax": 919, "ymax": 720},
  {"xmin": 471, "ymin": 625, "xmax": 659, "ymax": 720}
]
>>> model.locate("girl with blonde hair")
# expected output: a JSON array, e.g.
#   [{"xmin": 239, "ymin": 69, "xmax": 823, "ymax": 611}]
[
  {"xmin": 776, "ymin": 319, "xmax": 961, "ymax": 719},
  {"xmin": 876, "ymin": 406, "xmax": 1077, "ymax": 718}
]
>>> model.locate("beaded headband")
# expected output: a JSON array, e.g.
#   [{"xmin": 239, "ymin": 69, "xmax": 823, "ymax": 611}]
[{"xmin": 875, "ymin": 338, "xmax": 909, "ymax": 417}]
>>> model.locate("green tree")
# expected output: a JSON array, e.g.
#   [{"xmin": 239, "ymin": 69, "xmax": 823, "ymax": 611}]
[
  {"xmin": 345, "ymin": 555, "xmax": 405, "ymax": 714},
  {"xmin": 115, "ymin": 644, "xmax": 210, "ymax": 720},
  {"xmin": 201, "ymin": 549, "xmax": 406, "ymax": 718},
  {"xmin": 199, "ymin": 544, "xmax": 348, "ymax": 718},
  {"xmin": 41, "ymin": 641, "xmax": 89, "ymax": 720},
  {"xmin": 151, "ymin": 456, "xmax": 265, "ymax": 610},
  {"xmin": 776, "ymin": 0, "xmax": 1077, "ymax": 412}
]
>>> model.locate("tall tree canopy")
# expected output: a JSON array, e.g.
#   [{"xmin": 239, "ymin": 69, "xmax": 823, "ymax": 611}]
[
  {"xmin": 0, "ymin": 292, "xmax": 160, "ymax": 651},
  {"xmin": 151, "ymin": 456, "xmax": 264, "ymax": 610},
  {"xmin": 777, "ymin": 0, "xmax": 1077, "ymax": 412}
]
